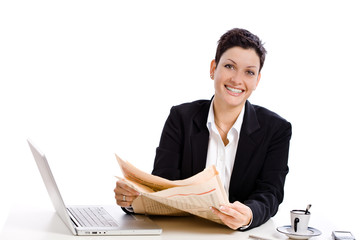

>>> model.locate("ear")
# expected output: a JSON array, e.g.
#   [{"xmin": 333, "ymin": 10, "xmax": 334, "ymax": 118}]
[{"xmin": 210, "ymin": 59, "xmax": 216, "ymax": 79}]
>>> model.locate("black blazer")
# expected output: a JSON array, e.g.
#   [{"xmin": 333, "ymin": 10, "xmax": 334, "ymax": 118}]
[{"xmin": 152, "ymin": 99, "xmax": 292, "ymax": 230}]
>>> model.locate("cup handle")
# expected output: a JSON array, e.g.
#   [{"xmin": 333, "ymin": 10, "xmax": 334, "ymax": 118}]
[{"xmin": 294, "ymin": 218, "xmax": 299, "ymax": 232}]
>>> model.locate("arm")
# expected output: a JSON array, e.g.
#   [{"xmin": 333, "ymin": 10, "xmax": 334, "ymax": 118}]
[
  {"xmin": 152, "ymin": 106, "xmax": 183, "ymax": 179},
  {"xmin": 244, "ymin": 121, "xmax": 292, "ymax": 230},
  {"xmin": 212, "ymin": 120, "xmax": 292, "ymax": 230}
]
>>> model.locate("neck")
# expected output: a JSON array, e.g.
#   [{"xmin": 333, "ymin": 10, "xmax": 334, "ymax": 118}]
[{"xmin": 213, "ymin": 98, "xmax": 245, "ymax": 128}]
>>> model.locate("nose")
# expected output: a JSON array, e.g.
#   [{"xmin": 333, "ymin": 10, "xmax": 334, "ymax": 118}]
[{"xmin": 229, "ymin": 71, "xmax": 244, "ymax": 85}]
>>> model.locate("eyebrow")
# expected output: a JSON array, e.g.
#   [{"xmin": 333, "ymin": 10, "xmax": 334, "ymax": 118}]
[{"xmin": 227, "ymin": 59, "xmax": 258, "ymax": 69}]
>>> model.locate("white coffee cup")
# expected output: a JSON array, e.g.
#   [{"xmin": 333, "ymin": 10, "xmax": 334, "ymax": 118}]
[{"xmin": 290, "ymin": 210, "xmax": 310, "ymax": 234}]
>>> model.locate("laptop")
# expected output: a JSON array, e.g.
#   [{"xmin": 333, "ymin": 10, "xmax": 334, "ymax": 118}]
[{"xmin": 27, "ymin": 139, "xmax": 162, "ymax": 236}]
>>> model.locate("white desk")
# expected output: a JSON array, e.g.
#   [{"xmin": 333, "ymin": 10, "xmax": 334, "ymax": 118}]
[{"xmin": 0, "ymin": 204, "xmax": 347, "ymax": 240}]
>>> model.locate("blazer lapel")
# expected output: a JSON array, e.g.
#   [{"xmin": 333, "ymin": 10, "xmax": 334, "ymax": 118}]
[
  {"xmin": 189, "ymin": 100, "xmax": 262, "ymax": 184},
  {"xmin": 190, "ymin": 100, "xmax": 211, "ymax": 176},
  {"xmin": 230, "ymin": 101, "xmax": 261, "ymax": 193},
  {"xmin": 239, "ymin": 101, "xmax": 261, "ymax": 143}
]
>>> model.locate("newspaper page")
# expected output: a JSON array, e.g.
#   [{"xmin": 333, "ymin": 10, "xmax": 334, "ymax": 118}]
[
  {"xmin": 116, "ymin": 154, "xmax": 220, "ymax": 191},
  {"xmin": 115, "ymin": 154, "xmax": 229, "ymax": 224}
]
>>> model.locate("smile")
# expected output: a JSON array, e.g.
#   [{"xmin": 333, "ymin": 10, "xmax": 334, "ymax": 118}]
[{"xmin": 225, "ymin": 86, "xmax": 243, "ymax": 94}]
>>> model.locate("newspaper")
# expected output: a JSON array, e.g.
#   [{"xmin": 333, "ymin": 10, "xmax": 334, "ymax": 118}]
[{"xmin": 115, "ymin": 154, "xmax": 230, "ymax": 224}]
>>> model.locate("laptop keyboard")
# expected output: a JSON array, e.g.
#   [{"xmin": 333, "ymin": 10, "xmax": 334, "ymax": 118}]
[{"xmin": 68, "ymin": 207, "xmax": 119, "ymax": 228}]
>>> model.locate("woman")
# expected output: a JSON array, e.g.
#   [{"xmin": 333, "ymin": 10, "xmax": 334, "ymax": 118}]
[{"xmin": 114, "ymin": 28, "xmax": 292, "ymax": 231}]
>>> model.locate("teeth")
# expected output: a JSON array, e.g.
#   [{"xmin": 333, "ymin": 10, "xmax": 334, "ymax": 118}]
[{"xmin": 226, "ymin": 86, "xmax": 243, "ymax": 93}]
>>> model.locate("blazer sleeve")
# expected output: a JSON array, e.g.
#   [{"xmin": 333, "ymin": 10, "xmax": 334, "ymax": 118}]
[
  {"xmin": 243, "ymin": 120, "xmax": 292, "ymax": 230},
  {"xmin": 151, "ymin": 106, "xmax": 183, "ymax": 180}
]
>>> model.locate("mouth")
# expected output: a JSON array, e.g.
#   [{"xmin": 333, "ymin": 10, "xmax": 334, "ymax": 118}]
[{"xmin": 225, "ymin": 85, "xmax": 243, "ymax": 94}]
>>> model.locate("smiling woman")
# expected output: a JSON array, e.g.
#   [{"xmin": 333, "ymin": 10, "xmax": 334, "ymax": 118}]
[{"xmin": 114, "ymin": 28, "xmax": 292, "ymax": 231}]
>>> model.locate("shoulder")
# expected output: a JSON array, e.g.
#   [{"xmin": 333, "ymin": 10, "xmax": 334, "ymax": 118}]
[
  {"xmin": 170, "ymin": 99, "xmax": 211, "ymax": 118},
  {"xmin": 163, "ymin": 99, "xmax": 211, "ymax": 131},
  {"xmin": 252, "ymin": 104, "xmax": 288, "ymax": 122},
  {"xmin": 248, "ymin": 102, "xmax": 291, "ymax": 132}
]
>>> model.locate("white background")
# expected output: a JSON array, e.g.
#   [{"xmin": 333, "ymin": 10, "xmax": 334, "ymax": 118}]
[{"xmin": 1, "ymin": 0, "xmax": 359, "ymax": 236}]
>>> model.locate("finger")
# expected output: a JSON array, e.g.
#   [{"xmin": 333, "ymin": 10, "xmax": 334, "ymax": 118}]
[
  {"xmin": 114, "ymin": 180, "xmax": 140, "ymax": 207},
  {"xmin": 229, "ymin": 201, "xmax": 253, "ymax": 222},
  {"xmin": 114, "ymin": 193, "xmax": 138, "ymax": 203},
  {"xmin": 116, "ymin": 199, "xmax": 133, "ymax": 207},
  {"xmin": 210, "ymin": 207, "xmax": 238, "ymax": 230},
  {"xmin": 115, "ymin": 180, "xmax": 139, "ymax": 196},
  {"xmin": 114, "ymin": 186, "xmax": 137, "ymax": 197},
  {"xmin": 212, "ymin": 205, "xmax": 251, "ymax": 230},
  {"xmin": 218, "ymin": 205, "xmax": 242, "ymax": 218},
  {"xmin": 113, "ymin": 186, "xmax": 128, "ymax": 198},
  {"xmin": 210, "ymin": 207, "xmax": 236, "ymax": 223},
  {"xmin": 115, "ymin": 193, "xmax": 140, "ymax": 207},
  {"xmin": 116, "ymin": 180, "xmax": 139, "ymax": 193},
  {"xmin": 221, "ymin": 202, "xmax": 252, "ymax": 221},
  {"xmin": 231, "ymin": 201, "xmax": 249, "ymax": 212}
]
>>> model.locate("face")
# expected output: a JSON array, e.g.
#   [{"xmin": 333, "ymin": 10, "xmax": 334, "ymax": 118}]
[{"xmin": 210, "ymin": 46, "xmax": 261, "ymax": 111}]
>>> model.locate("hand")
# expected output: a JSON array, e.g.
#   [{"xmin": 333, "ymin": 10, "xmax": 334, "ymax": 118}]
[
  {"xmin": 211, "ymin": 201, "xmax": 252, "ymax": 230},
  {"xmin": 114, "ymin": 178, "xmax": 140, "ymax": 207}
]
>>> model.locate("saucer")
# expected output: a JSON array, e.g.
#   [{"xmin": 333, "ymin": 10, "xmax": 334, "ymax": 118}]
[{"xmin": 277, "ymin": 225, "xmax": 321, "ymax": 240}]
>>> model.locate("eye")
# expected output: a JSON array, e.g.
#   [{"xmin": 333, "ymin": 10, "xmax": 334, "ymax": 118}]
[
  {"xmin": 246, "ymin": 70, "xmax": 255, "ymax": 76},
  {"xmin": 224, "ymin": 64, "xmax": 235, "ymax": 70}
]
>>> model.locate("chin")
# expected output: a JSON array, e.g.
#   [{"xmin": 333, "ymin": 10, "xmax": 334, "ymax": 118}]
[
  {"xmin": 224, "ymin": 95, "xmax": 247, "ymax": 106},
  {"xmin": 224, "ymin": 100, "xmax": 246, "ymax": 109}
]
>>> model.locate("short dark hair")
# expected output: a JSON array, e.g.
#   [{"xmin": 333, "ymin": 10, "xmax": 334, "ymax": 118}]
[{"xmin": 215, "ymin": 28, "xmax": 267, "ymax": 72}]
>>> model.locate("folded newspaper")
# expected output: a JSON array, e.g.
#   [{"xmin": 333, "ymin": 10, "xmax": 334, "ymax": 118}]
[{"xmin": 115, "ymin": 154, "xmax": 230, "ymax": 224}]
